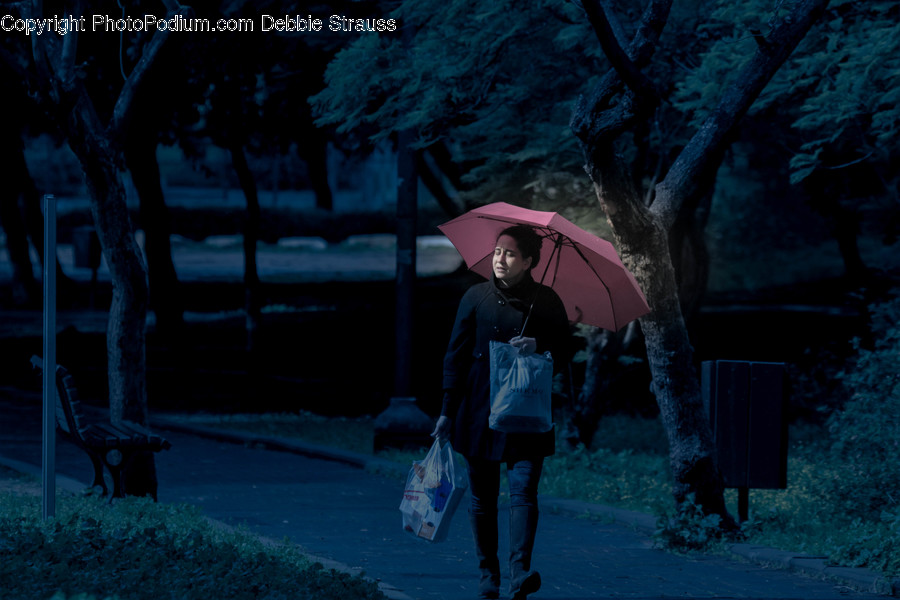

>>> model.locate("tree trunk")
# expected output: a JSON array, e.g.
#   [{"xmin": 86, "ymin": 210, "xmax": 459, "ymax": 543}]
[
  {"xmin": 569, "ymin": 321, "xmax": 650, "ymax": 448},
  {"xmin": 802, "ymin": 184, "xmax": 869, "ymax": 285},
  {"xmin": 302, "ymin": 133, "xmax": 333, "ymax": 211},
  {"xmin": 670, "ymin": 186, "xmax": 715, "ymax": 324},
  {"xmin": 569, "ymin": 327, "xmax": 613, "ymax": 447},
  {"xmin": 418, "ymin": 146, "xmax": 462, "ymax": 219},
  {"xmin": 0, "ymin": 132, "xmax": 41, "ymax": 307},
  {"xmin": 69, "ymin": 143, "xmax": 149, "ymax": 423},
  {"xmin": 229, "ymin": 141, "xmax": 262, "ymax": 351},
  {"xmin": 426, "ymin": 141, "xmax": 465, "ymax": 218},
  {"xmin": 830, "ymin": 211, "xmax": 868, "ymax": 285},
  {"xmin": 582, "ymin": 145, "xmax": 734, "ymax": 525},
  {"xmin": 0, "ymin": 130, "xmax": 74, "ymax": 306},
  {"xmin": 573, "ymin": 0, "xmax": 733, "ymax": 521},
  {"xmin": 66, "ymin": 110, "xmax": 156, "ymax": 497},
  {"xmin": 125, "ymin": 135, "xmax": 184, "ymax": 335}
]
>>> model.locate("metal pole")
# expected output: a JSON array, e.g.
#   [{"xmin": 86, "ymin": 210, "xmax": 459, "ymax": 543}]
[
  {"xmin": 42, "ymin": 194, "xmax": 56, "ymax": 520},
  {"xmin": 394, "ymin": 130, "xmax": 418, "ymax": 396}
]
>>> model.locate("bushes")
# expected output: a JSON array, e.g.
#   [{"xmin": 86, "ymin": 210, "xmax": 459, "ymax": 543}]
[
  {"xmin": 654, "ymin": 494, "xmax": 726, "ymax": 553},
  {"xmin": 0, "ymin": 485, "xmax": 385, "ymax": 600},
  {"xmin": 825, "ymin": 295, "xmax": 900, "ymax": 520},
  {"xmin": 815, "ymin": 294, "xmax": 900, "ymax": 573}
]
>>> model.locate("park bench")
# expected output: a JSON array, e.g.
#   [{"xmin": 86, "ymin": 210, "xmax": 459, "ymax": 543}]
[{"xmin": 30, "ymin": 356, "xmax": 171, "ymax": 500}]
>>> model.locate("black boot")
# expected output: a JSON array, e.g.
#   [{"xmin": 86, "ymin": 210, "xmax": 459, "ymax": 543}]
[
  {"xmin": 470, "ymin": 512, "xmax": 501, "ymax": 599},
  {"xmin": 509, "ymin": 506, "xmax": 541, "ymax": 599}
]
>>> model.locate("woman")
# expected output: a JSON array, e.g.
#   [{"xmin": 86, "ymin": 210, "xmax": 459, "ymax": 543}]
[{"xmin": 432, "ymin": 224, "xmax": 571, "ymax": 600}]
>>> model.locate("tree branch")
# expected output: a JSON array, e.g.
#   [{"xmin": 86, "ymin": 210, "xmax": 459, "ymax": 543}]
[
  {"xmin": 627, "ymin": 0, "xmax": 672, "ymax": 65},
  {"xmin": 571, "ymin": 0, "xmax": 672, "ymax": 146},
  {"xmin": 109, "ymin": 5, "xmax": 192, "ymax": 142},
  {"xmin": 57, "ymin": 2, "xmax": 79, "ymax": 91},
  {"xmin": 652, "ymin": 0, "xmax": 830, "ymax": 230},
  {"xmin": 581, "ymin": 0, "xmax": 663, "ymax": 107},
  {"xmin": 21, "ymin": 1, "xmax": 54, "ymax": 94},
  {"xmin": 598, "ymin": 0, "xmax": 629, "ymax": 50}
]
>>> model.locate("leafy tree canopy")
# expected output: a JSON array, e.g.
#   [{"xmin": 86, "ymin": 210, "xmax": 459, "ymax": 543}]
[
  {"xmin": 673, "ymin": 0, "xmax": 900, "ymax": 185},
  {"xmin": 311, "ymin": 0, "xmax": 603, "ymax": 205},
  {"xmin": 312, "ymin": 0, "xmax": 899, "ymax": 246}
]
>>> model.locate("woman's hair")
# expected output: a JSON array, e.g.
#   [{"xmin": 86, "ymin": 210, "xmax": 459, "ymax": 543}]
[{"xmin": 498, "ymin": 225, "xmax": 542, "ymax": 271}]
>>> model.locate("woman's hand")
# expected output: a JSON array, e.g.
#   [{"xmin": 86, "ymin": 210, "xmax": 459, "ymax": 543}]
[
  {"xmin": 509, "ymin": 335, "xmax": 537, "ymax": 354},
  {"xmin": 432, "ymin": 415, "xmax": 452, "ymax": 442}
]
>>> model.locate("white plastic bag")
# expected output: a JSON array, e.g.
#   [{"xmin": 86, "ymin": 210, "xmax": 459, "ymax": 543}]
[
  {"xmin": 488, "ymin": 340, "xmax": 553, "ymax": 433},
  {"xmin": 399, "ymin": 439, "xmax": 467, "ymax": 542}
]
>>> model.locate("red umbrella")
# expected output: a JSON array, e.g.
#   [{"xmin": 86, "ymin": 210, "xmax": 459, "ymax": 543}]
[{"xmin": 438, "ymin": 202, "xmax": 650, "ymax": 331}]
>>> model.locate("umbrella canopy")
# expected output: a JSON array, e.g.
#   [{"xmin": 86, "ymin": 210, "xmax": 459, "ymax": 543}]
[{"xmin": 438, "ymin": 202, "xmax": 650, "ymax": 331}]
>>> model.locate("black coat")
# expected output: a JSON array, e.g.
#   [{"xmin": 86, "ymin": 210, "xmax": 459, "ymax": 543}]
[{"xmin": 441, "ymin": 273, "xmax": 572, "ymax": 461}]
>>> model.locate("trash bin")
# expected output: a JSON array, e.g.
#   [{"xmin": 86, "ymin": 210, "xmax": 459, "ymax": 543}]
[{"xmin": 702, "ymin": 360, "xmax": 788, "ymax": 520}]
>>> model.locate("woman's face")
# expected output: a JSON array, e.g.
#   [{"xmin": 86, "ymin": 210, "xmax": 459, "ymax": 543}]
[{"xmin": 493, "ymin": 234, "xmax": 532, "ymax": 287}]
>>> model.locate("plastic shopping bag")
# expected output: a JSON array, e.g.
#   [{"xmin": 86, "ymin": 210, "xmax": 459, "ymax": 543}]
[
  {"xmin": 488, "ymin": 340, "xmax": 554, "ymax": 433},
  {"xmin": 399, "ymin": 439, "xmax": 468, "ymax": 542}
]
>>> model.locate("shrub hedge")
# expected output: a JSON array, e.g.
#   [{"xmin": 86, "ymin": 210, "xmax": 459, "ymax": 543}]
[{"xmin": 0, "ymin": 481, "xmax": 385, "ymax": 600}]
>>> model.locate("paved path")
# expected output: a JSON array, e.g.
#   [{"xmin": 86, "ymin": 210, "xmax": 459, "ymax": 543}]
[{"xmin": 0, "ymin": 391, "xmax": 894, "ymax": 600}]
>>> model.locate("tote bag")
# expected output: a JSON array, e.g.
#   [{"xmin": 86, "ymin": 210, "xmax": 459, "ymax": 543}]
[
  {"xmin": 399, "ymin": 439, "xmax": 468, "ymax": 542},
  {"xmin": 488, "ymin": 340, "xmax": 553, "ymax": 433}
]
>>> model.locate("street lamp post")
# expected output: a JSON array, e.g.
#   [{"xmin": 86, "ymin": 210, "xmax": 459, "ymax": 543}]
[{"xmin": 373, "ymin": 131, "xmax": 432, "ymax": 452}]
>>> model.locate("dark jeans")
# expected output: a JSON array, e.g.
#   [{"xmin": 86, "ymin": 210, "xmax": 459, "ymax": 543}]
[{"xmin": 467, "ymin": 456, "xmax": 544, "ymax": 516}]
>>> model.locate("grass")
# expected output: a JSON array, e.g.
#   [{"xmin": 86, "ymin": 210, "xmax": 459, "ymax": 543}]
[
  {"xmin": 0, "ymin": 466, "xmax": 385, "ymax": 600},
  {"xmin": 722, "ymin": 434, "xmax": 900, "ymax": 577},
  {"xmin": 191, "ymin": 411, "xmax": 674, "ymax": 512},
  {"xmin": 540, "ymin": 415, "xmax": 672, "ymax": 515},
  {"xmin": 185, "ymin": 410, "xmax": 899, "ymax": 579}
]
